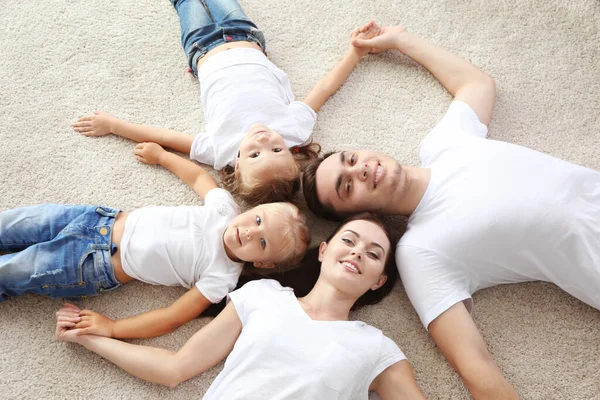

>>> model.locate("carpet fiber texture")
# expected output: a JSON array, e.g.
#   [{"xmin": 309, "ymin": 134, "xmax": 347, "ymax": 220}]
[{"xmin": 1, "ymin": 0, "xmax": 599, "ymax": 399}]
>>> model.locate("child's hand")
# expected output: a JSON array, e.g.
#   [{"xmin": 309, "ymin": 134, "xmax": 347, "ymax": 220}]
[
  {"xmin": 72, "ymin": 111, "xmax": 115, "ymax": 136},
  {"xmin": 349, "ymin": 21, "xmax": 384, "ymax": 58},
  {"xmin": 351, "ymin": 24, "xmax": 408, "ymax": 54},
  {"xmin": 73, "ymin": 309, "xmax": 115, "ymax": 337},
  {"xmin": 55, "ymin": 303, "xmax": 83, "ymax": 342},
  {"xmin": 134, "ymin": 142, "xmax": 166, "ymax": 165}
]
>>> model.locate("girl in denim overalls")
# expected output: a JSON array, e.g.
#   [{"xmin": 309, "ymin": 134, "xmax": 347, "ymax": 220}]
[
  {"xmin": 0, "ymin": 143, "xmax": 310, "ymax": 339},
  {"xmin": 73, "ymin": 0, "xmax": 382, "ymax": 206}
]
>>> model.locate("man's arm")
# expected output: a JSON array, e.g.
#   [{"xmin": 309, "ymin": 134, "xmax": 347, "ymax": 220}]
[
  {"xmin": 370, "ymin": 360, "xmax": 427, "ymax": 399},
  {"xmin": 134, "ymin": 142, "xmax": 219, "ymax": 199},
  {"xmin": 56, "ymin": 302, "xmax": 242, "ymax": 387},
  {"xmin": 73, "ymin": 111, "xmax": 194, "ymax": 154},
  {"xmin": 352, "ymin": 25, "xmax": 496, "ymax": 125},
  {"xmin": 428, "ymin": 302, "xmax": 519, "ymax": 399},
  {"xmin": 303, "ymin": 21, "xmax": 382, "ymax": 113},
  {"xmin": 70, "ymin": 287, "xmax": 212, "ymax": 339}
]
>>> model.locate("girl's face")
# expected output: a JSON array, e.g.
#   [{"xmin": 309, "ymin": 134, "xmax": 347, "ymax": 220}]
[
  {"xmin": 318, "ymin": 220, "xmax": 390, "ymax": 297},
  {"xmin": 222, "ymin": 204, "xmax": 294, "ymax": 268},
  {"xmin": 236, "ymin": 123, "xmax": 296, "ymax": 182}
]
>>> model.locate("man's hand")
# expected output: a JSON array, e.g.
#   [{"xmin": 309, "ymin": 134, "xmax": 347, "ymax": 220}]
[
  {"xmin": 74, "ymin": 309, "xmax": 116, "ymax": 338},
  {"xmin": 134, "ymin": 142, "xmax": 167, "ymax": 165},
  {"xmin": 351, "ymin": 25, "xmax": 408, "ymax": 54},
  {"xmin": 72, "ymin": 111, "xmax": 115, "ymax": 136},
  {"xmin": 349, "ymin": 21, "xmax": 384, "ymax": 58}
]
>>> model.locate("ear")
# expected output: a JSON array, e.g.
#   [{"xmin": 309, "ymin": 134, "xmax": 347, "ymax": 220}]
[
  {"xmin": 253, "ymin": 261, "xmax": 275, "ymax": 269},
  {"xmin": 370, "ymin": 274, "xmax": 388, "ymax": 291},
  {"xmin": 318, "ymin": 241, "xmax": 328, "ymax": 262}
]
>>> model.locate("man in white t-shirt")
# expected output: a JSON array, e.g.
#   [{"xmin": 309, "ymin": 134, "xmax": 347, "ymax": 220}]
[{"xmin": 303, "ymin": 23, "xmax": 600, "ymax": 399}]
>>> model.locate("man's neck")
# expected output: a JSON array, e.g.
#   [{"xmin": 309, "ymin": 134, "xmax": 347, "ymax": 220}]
[{"xmin": 385, "ymin": 166, "xmax": 431, "ymax": 216}]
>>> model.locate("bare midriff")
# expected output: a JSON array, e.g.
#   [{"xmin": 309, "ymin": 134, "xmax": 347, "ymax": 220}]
[
  {"xmin": 196, "ymin": 41, "xmax": 262, "ymax": 69},
  {"xmin": 110, "ymin": 211, "xmax": 135, "ymax": 284}
]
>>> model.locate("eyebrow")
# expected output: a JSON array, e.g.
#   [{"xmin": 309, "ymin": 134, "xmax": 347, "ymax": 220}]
[
  {"xmin": 335, "ymin": 152, "xmax": 345, "ymax": 200},
  {"xmin": 343, "ymin": 229, "xmax": 386, "ymax": 252}
]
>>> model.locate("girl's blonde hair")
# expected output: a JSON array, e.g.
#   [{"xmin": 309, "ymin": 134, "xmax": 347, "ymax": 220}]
[
  {"xmin": 221, "ymin": 142, "xmax": 321, "ymax": 206},
  {"xmin": 242, "ymin": 202, "xmax": 311, "ymax": 276}
]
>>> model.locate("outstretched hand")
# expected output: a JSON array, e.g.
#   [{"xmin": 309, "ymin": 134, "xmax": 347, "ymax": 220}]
[
  {"xmin": 72, "ymin": 111, "xmax": 115, "ymax": 136},
  {"xmin": 55, "ymin": 303, "xmax": 84, "ymax": 342},
  {"xmin": 351, "ymin": 23, "xmax": 408, "ymax": 54},
  {"xmin": 349, "ymin": 21, "xmax": 384, "ymax": 58},
  {"xmin": 134, "ymin": 142, "xmax": 166, "ymax": 165}
]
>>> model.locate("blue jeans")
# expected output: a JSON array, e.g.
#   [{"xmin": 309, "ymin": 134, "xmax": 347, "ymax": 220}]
[
  {"xmin": 171, "ymin": 0, "xmax": 266, "ymax": 75},
  {"xmin": 0, "ymin": 204, "xmax": 122, "ymax": 301}
]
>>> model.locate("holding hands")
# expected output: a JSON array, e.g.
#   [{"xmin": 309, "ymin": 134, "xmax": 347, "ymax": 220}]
[
  {"xmin": 56, "ymin": 303, "xmax": 115, "ymax": 340},
  {"xmin": 351, "ymin": 22, "xmax": 407, "ymax": 54}
]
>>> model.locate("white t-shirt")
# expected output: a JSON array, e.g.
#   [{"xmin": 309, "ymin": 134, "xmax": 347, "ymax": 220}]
[
  {"xmin": 397, "ymin": 101, "xmax": 600, "ymax": 328},
  {"xmin": 120, "ymin": 188, "xmax": 243, "ymax": 303},
  {"xmin": 204, "ymin": 279, "xmax": 406, "ymax": 400},
  {"xmin": 190, "ymin": 48, "xmax": 317, "ymax": 170}
]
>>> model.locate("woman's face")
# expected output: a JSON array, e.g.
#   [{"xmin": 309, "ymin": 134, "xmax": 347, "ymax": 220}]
[{"xmin": 318, "ymin": 219, "xmax": 390, "ymax": 297}]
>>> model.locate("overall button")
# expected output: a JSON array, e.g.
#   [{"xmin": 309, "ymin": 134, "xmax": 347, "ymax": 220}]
[{"xmin": 99, "ymin": 227, "xmax": 108, "ymax": 236}]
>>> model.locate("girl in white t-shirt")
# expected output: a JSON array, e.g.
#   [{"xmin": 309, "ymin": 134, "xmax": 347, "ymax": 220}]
[
  {"xmin": 2, "ymin": 144, "xmax": 310, "ymax": 339},
  {"xmin": 72, "ymin": 0, "xmax": 383, "ymax": 206},
  {"xmin": 56, "ymin": 214, "xmax": 426, "ymax": 399}
]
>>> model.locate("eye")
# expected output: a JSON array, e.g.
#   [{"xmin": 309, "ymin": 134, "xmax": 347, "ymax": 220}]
[
  {"xmin": 260, "ymin": 238, "xmax": 267, "ymax": 249},
  {"xmin": 272, "ymin": 148, "xmax": 282, "ymax": 153},
  {"xmin": 345, "ymin": 180, "xmax": 351, "ymax": 195},
  {"xmin": 349, "ymin": 154, "xmax": 356, "ymax": 166},
  {"xmin": 367, "ymin": 251, "xmax": 380, "ymax": 260},
  {"xmin": 342, "ymin": 238, "xmax": 354, "ymax": 246},
  {"xmin": 255, "ymin": 215, "xmax": 262, "ymax": 226},
  {"xmin": 250, "ymin": 152, "xmax": 260, "ymax": 158}
]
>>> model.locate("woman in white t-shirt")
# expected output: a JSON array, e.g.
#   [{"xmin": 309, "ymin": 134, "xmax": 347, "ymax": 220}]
[
  {"xmin": 56, "ymin": 214, "xmax": 426, "ymax": 399},
  {"xmin": 72, "ymin": 0, "xmax": 383, "ymax": 206}
]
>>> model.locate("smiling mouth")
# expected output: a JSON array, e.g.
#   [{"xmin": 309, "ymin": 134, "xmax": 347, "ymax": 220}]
[
  {"xmin": 252, "ymin": 130, "xmax": 267, "ymax": 136},
  {"xmin": 236, "ymin": 228, "xmax": 242, "ymax": 245},
  {"xmin": 340, "ymin": 260, "xmax": 361, "ymax": 274},
  {"xmin": 373, "ymin": 163, "xmax": 383, "ymax": 188}
]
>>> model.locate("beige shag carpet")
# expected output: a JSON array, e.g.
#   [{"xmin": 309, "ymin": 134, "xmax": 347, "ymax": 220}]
[{"xmin": 1, "ymin": 0, "xmax": 599, "ymax": 399}]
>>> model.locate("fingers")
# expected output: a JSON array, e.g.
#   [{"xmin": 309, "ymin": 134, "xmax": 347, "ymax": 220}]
[
  {"xmin": 63, "ymin": 302, "xmax": 81, "ymax": 312},
  {"xmin": 135, "ymin": 155, "xmax": 146, "ymax": 163},
  {"xmin": 78, "ymin": 309, "xmax": 95, "ymax": 316},
  {"xmin": 74, "ymin": 321, "xmax": 92, "ymax": 329}
]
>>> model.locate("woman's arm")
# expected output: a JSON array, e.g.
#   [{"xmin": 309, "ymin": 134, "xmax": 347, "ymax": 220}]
[
  {"xmin": 67, "ymin": 287, "xmax": 212, "ymax": 339},
  {"xmin": 73, "ymin": 111, "xmax": 194, "ymax": 154},
  {"xmin": 303, "ymin": 21, "xmax": 381, "ymax": 113},
  {"xmin": 370, "ymin": 360, "xmax": 427, "ymax": 399},
  {"xmin": 428, "ymin": 302, "xmax": 519, "ymax": 399},
  {"xmin": 352, "ymin": 25, "xmax": 496, "ymax": 125},
  {"xmin": 56, "ymin": 302, "xmax": 242, "ymax": 387},
  {"xmin": 134, "ymin": 142, "xmax": 219, "ymax": 199}
]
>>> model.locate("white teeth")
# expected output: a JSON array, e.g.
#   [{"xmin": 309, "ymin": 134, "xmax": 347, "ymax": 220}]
[
  {"xmin": 374, "ymin": 165, "xmax": 382, "ymax": 186},
  {"xmin": 341, "ymin": 261, "xmax": 359, "ymax": 273}
]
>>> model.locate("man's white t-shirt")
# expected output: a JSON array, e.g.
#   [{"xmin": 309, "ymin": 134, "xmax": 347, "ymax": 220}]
[
  {"xmin": 397, "ymin": 101, "xmax": 600, "ymax": 328},
  {"xmin": 120, "ymin": 188, "xmax": 243, "ymax": 303},
  {"xmin": 190, "ymin": 48, "xmax": 317, "ymax": 170},
  {"xmin": 203, "ymin": 279, "xmax": 406, "ymax": 400}
]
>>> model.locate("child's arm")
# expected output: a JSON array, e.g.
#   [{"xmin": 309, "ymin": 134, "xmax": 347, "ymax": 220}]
[
  {"xmin": 134, "ymin": 142, "xmax": 218, "ymax": 199},
  {"xmin": 303, "ymin": 21, "xmax": 382, "ymax": 113},
  {"xmin": 56, "ymin": 302, "xmax": 242, "ymax": 387},
  {"xmin": 73, "ymin": 111, "xmax": 194, "ymax": 154},
  {"xmin": 66, "ymin": 287, "xmax": 212, "ymax": 339}
]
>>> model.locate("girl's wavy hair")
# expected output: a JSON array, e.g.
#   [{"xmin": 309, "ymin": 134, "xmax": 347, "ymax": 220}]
[
  {"xmin": 205, "ymin": 213, "xmax": 398, "ymax": 316},
  {"xmin": 221, "ymin": 142, "xmax": 321, "ymax": 207}
]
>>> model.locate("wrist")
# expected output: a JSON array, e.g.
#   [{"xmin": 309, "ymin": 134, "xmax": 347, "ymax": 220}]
[{"xmin": 345, "ymin": 49, "xmax": 363, "ymax": 63}]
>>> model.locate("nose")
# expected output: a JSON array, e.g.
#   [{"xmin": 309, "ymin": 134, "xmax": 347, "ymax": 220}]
[
  {"xmin": 245, "ymin": 227, "xmax": 253, "ymax": 240},
  {"xmin": 354, "ymin": 163, "xmax": 369, "ymax": 181},
  {"xmin": 350, "ymin": 249, "xmax": 363, "ymax": 260}
]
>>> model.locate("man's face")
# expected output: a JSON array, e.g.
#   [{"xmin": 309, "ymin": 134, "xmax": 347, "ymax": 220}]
[{"xmin": 315, "ymin": 150, "xmax": 404, "ymax": 215}]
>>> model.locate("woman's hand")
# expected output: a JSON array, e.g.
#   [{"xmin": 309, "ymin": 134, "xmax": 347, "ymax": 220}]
[
  {"xmin": 55, "ymin": 303, "xmax": 84, "ymax": 343},
  {"xmin": 351, "ymin": 25, "xmax": 408, "ymax": 54},
  {"xmin": 134, "ymin": 142, "xmax": 167, "ymax": 165},
  {"xmin": 72, "ymin": 111, "xmax": 115, "ymax": 136}
]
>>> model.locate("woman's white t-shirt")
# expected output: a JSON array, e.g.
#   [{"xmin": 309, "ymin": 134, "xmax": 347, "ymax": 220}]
[
  {"xmin": 203, "ymin": 279, "xmax": 406, "ymax": 400},
  {"xmin": 190, "ymin": 48, "xmax": 317, "ymax": 170},
  {"xmin": 119, "ymin": 188, "xmax": 243, "ymax": 303}
]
